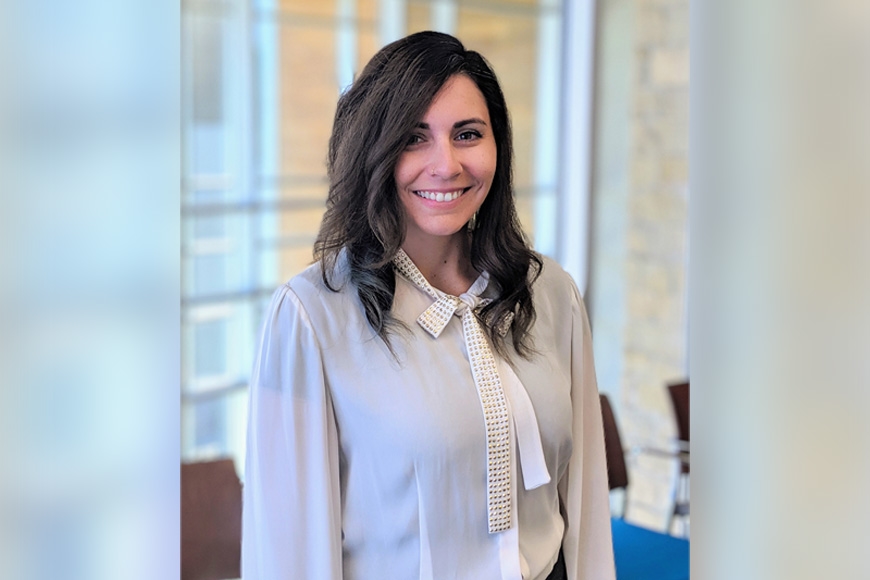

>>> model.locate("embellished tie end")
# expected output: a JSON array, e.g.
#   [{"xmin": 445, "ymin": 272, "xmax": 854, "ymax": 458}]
[
  {"xmin": 479, "ymin": 309, "xmax": 513, "ymax": 338},
  {"xmin": 488, "ymin": 511, "xmax": 512, "ymax": 534},
  {"xmin": 495, "ymin": 312, "xmax": 514, "ymax": 338},
  {"xmin": 417, "ymin": 296, "xmax": 461, "ymax": 338}
]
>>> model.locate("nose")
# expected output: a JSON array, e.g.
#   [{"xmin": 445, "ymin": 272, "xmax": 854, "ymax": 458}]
[{"xmin": 428, "ymin": 137, "xmax": 462, "ymax": 180}]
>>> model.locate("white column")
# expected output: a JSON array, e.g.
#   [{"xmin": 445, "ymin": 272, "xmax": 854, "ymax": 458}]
[
  {"xmin": 252, "ymin": 0, "xmax": 279, "ymax": 286},
  {"xmin": 430, "ymin": 0, "xmax": 458, "ymax": 35},
  {"xmin": 692, "ymin": 1, "xmax": 870, "ymax": 578},
  {"xmin": 557, "ymin": 0, "xmax": 597, "ymax": 294},
  {"xmin": 336, "ymin": 0, "xmax": 357, "ymax": 92},
  {"xmin": 532, "ymin": 0, "xmax": 561, "ymax": 259},
  {"xmin": 378, "ymin": 0, "xmax": 406, "ymax": 47}
]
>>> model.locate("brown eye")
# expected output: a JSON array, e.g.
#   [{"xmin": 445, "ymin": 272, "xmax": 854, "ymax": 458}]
[
  {"xmin": 406, "ymin": 133, "xmax": 425, "ymax": 146},
  {"xmin": 456, "ymin": 130, "xmax": 482, "ymax": 141}
]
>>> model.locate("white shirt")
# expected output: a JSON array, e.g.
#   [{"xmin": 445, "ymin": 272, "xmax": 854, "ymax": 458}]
[{"xmin": 242, "ymin": 253, "xmax": 615, "ymax": 580}]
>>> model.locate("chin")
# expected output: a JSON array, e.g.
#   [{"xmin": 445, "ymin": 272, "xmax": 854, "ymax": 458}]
[{"xmin": 406, "ymin": 220, "xmax": 472, "ymax": 241}]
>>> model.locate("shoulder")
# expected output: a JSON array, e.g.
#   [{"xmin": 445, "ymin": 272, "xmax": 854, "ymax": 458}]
[
  {"xmin": 258, "ymin": 256, "xmax": 355, "ymax": 330},
  {"xmin": 275, "ymin": 254, "xmax": 367, "ymax": 339},
  {"xmin": 284, "ymin": 253, "xmax": 353, "ymax": 305}
]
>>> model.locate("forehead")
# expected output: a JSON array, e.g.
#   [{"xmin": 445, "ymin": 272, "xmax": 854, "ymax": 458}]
[{"xmin": 422, "ymin": 75, "xmax": 490, "ymax": 121}]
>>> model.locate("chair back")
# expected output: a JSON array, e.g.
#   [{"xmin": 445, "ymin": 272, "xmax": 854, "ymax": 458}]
[
  {"xmin": 667, "ymin": 381, "xmax": 690, "ymax": 444},
  {"xmin": 181, "ymin": 458, "xmax": 242, "ymax": 580},
  {"xmin": 599, "ymin": 394, "xmax": 629, "ymax": 492}
]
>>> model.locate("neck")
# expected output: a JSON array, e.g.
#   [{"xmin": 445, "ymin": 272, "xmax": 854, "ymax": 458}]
[{"xmin": 401, "ymin": 231, "xmax": 478, "ymax": 295}]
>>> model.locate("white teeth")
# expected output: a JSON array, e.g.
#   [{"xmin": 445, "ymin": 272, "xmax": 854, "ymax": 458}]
[{"xmin": 415, "ymin": 189, "xmax": 464, "ymax": 202}]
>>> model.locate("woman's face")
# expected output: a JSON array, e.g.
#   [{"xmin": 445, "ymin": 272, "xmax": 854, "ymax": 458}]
[{"xmin": 394, "ymin": 74, "xmax": 497, "ymax": 246}]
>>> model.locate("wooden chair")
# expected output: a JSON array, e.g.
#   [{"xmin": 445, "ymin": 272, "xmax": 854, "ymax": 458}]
[
  {"xmin": 599, "ymin": 393, "xmax": 690, "ymax": 579},
  {"xmin": 600, "ymin": 393, "xmax": 630, "ymax": 517},
  {"xmin": 181, "ymin": 458, "xmax": 242, "ymax": 580},
  {"xmin": 666, "ymin": 381, "xmax": 690, "ymax": 535}
]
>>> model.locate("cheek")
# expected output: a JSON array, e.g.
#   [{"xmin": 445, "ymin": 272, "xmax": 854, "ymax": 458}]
[
  {"xmin": 477, "ymin": 145, "xmax": 497, "ymax": 182},
  {"xmin": 393, "ymin": 163, "xmax": 405, "ymax": 187},
  {"xmin": 393, "ymin": 153, "xmax": 418, "ymax": 188},
  {"xmin": 479, "ymin": 162, "xmax": 497, "ymax": 187}
]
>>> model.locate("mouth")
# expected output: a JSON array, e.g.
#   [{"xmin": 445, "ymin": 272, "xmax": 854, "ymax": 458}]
[{"xmin": 412, "ymin": 187, "xmax": 470, "ymax": 203}]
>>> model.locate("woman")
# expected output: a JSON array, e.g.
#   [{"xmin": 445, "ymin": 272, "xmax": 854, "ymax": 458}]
[{"xmin": 243, "ymin": 31, "xmax": 614, "ymax": 580}]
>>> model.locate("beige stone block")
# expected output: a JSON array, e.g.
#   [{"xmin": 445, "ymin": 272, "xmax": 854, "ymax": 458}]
[
  {"xmin": 625, "ymin": 290, "xmax": 657, "ymax": 321},
  {"xmin": 634, "ymin": 47, "xmax": 652, "ymax": 85},
  {"xmin": 650, "ymin": 48, "xmax": 689, "ymax": 87},
  {"xmin": 628, "ymin": 191, "xmax": 687, "ymax": 224},
  {"xmin": 637, "ymin": 382, "xmax": 671, "ymax": 418},
  {"xmin": 628, "ymin": 261, "xmax": 670, "ymax": 295},
  {"xmin": 631, "ymin": 155, "xmax": 662, "ymax": 189},
  {"xmin": 635, "ymin": 6, "xmax": 667, "ymax": 47},
  {"xmin": 664, "ymin": 5, "xmax": 690, "ymax": 47},
  {"xmin": 626, "ymin": 224, "xmax": 687, "ymax": 261},
  {"xmin": 624, "ymin": 320, "xmax": 685, "ymax": 359},
  {"xmin": 624, "ymin": 448, "xmax": 680, "ymax": 529},
  {"xmin": 662, "ymin": 156, "xmax": 688, "ymax": 184},
  {"xmin": 625, "ymin": 228, "xmax": 679, "ymax": 260},
  {"xmin": 633, "ymin": 123, "xmax": 663, "ymax": 153},
  {"xmin": 626, "ymin": 289, "xmax": 670, "ymax": 321},
  {"xmin": 643, "ymin": 0, "xmax": 687, "ymax": 9},
  {"xmin": 660, "ymin": 130, "xmax": 689, "ymax": 158},
  {"xmin": 635, "ymin": 90, "xmax": 656, "ymax": 118},
  {"xmin": 639, "ymin": 124, "xmax": 683, "ymax": 158},
  {"xmin": 655, "ymin": 91, "xmax": 690, "ymax": 125}
]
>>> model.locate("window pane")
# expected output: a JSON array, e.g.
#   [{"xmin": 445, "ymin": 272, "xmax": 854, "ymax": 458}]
[
  {"xmin": 192, "ymin": 254, "xmax": 229, "ymax": 295},
  {"xmin": 184, "ymin": 13, "xmax": 231, "ymax": 176},
  {"xmin": 193, "ymin": 397, "xmax": 227, "ymax": 451},
  {"xmin": 194, "ymin": 319, "xmax": 227, "ymax": 377},
  {"xmin": 191, "ymin": 15, "xmax": 224, "ymax": 124},
  {"xmin": 192, "ymin": 214, "xmax": 228, "ymax": 239}
]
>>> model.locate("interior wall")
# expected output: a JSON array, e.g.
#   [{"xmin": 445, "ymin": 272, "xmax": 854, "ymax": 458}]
[{"xmin": 589, "ymin": 0, "xmax": 689, "ymax": 530}]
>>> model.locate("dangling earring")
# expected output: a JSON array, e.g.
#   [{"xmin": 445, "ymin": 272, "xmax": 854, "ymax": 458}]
[{"xmin": 467, "ymin": 211, "xmax": 478, "ymax": 232}]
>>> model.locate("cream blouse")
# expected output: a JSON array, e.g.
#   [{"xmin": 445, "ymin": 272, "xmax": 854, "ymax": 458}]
[{"xmin": 242, "ymin": 253, "xmax": 615, "ymax": 580}]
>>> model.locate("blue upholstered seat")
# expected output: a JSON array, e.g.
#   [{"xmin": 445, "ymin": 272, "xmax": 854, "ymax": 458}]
[{"xmin": 611, "ymin": 517, "xmax": 689, "ymax": 580}]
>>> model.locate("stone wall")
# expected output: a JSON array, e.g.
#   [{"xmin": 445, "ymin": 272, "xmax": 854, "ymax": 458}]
[{"xmin": 590, "ymin": 0, "xmax": 689, "ymax": 531}]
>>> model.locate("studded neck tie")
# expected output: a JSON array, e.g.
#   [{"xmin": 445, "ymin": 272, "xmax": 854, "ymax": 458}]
[{"xmin": 392, "ymin": 249, "xmax": 513, "ymax": 533}]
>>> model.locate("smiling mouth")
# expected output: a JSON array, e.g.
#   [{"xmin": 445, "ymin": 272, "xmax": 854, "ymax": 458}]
[{"xmin": 413, "ymin": 188, "xmax": 470, "ymax": 202}]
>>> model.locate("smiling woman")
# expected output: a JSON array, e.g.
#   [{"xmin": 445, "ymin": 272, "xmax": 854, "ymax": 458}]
[
  {"xmin": 314, "ymin": 31, "xmax": 539, "ymax": 359},
  {"xmin": 395, "ymin": 75, "xmax": 497, "ymax": 292},
  {"xmin": 242, "ymin": 31, "xmax": 614, "ymax": 580}
]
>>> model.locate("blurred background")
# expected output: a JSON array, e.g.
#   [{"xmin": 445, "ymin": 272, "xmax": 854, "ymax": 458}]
[
  {"xmin": 181, "ymin": 0, "xmax": 690, "ymax": 535},
  {"xmin": 6, "ymin": 0, "xmax": 870, "ymax": 578}
]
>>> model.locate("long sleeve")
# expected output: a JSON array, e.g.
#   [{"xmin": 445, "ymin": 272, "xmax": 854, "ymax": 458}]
[
  {"xmin": 558, "ymin": 283, "xmax": 616, "ymax": 580},
  {"xmin": 242, "ymin": 285, "xmax": 343, "ymax": 579}
]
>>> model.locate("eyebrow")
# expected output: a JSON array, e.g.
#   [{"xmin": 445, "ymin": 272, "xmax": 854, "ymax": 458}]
[{"xmin": 416, "ymin": 118, "xmax": 489, "ymax": 130}]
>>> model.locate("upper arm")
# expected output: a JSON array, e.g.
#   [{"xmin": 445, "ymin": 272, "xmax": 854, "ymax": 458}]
[
  {"xmin": 558, "ymin": 277, "xmax": 616, "ymax": 580},
  {"xmin": 242, "ymin": 285, "xmax": 343, "ymax": 579}
]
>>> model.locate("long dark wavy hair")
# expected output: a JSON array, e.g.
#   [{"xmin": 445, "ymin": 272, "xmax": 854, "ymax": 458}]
[{"xmin": 314, "ymin": 30, "xmax": 542, "ymax": 358}]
